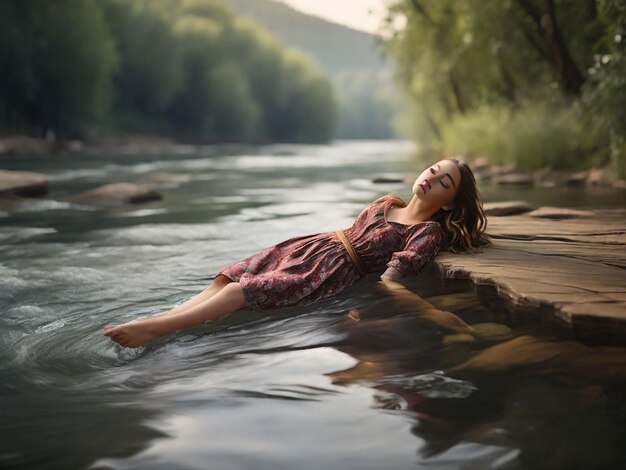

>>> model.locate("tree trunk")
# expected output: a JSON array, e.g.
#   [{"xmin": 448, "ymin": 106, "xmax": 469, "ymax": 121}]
[
  {"xmin": 449, "ymin": 72, "xmax": 466, "ymax": 114},
  {"xmin": 497, "ymin": 58, "xmax": 518, "ymax": 104},
  {"xmin": 516, "ymin": 0, "xmax": 585, "ymax": 95},
  {"xmin": 543, "ymin": 0, "xmax": 585, "ymax": 94},
  {"xmin": 422, "ymin": 108, "xmax": 441, "ymax": 141}
]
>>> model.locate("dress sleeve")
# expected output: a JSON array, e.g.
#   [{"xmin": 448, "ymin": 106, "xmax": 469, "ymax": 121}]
[{"xmin": 386, "ymin": 223, "xmax": 443, "ymax": 276}]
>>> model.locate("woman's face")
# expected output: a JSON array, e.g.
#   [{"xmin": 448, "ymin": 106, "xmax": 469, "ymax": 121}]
[{"xmin": 412, "ymin": 159, "xmax": 461, "ymax": 209}]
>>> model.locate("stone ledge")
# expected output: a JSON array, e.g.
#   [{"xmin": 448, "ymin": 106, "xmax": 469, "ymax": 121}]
[{"xmin": 434, "ymin": 208, "xmax": 626, "ymax": 339}]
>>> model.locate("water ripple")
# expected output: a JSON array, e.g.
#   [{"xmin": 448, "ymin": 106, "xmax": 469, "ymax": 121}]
[{"xmin": 381, "ymin": 371, "xmax": 478, "ymax": 399}]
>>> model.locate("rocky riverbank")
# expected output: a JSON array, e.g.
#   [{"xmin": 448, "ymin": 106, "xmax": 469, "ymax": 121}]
[
  {"xmin": 470, "ymin": 156, "xmax": 626, "ymax": 189},
  {"xmin": 0, "ymin": 168, "xmax": 164, "ymax": 206},
  {"xmin": 436, "ymin": 206, "xmax": 626, "ymax": 343}
]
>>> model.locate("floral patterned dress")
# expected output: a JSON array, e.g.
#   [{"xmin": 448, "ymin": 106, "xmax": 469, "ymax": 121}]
[{"xmin": 219, "ymin": 194, "xmax": 443, "ymax": 309}]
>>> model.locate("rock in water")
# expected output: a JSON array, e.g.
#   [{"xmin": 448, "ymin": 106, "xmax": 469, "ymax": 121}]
[
  {"xmin": 74, "ymin": 183, "xmax": 162, "ymax": 205},
  {"xmin": 0, "ymin": 169, "xmax": 48, "ymax": 198},
  {"xmin": 528, "ymin": 207, "xmax": 594, "ymax": 219},
  {"xmin": 484, "ymin": 201, "xmax": 534, "ymax": 216},
  {"xmin": 470, "ymin": 323, "xmax": 515, "ymax": 342},
  {"xmin": 135, "ymin": 172, "xmax": 192, "ymax": 188},
  {"xmin": 493, "ymin": 173, "xmax": 535, "ymax": 185}
]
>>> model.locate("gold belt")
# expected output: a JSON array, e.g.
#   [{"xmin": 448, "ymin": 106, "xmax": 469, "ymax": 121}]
[{"xmin": 335, "ymin": 230, "xmax": 367, "ymax": 276}]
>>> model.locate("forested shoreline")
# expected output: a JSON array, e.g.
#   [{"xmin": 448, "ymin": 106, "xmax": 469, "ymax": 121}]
[
  {"xmin": 1, "ymin": 0, "xmax": 624, "ymax": 178},
  {"xmin": 385, "ymin": 0, "xmax": 625, "ymax": 177},
  {"xmin": 0, "ymin": 0, "xmax": 335, "ymax": 144}
]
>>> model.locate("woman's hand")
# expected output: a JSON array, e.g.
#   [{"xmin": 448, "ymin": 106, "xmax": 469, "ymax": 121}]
[
  {"xmin": 376, "ymin": 276, "xmax": 473, "ymax": 334},
  {"xmin": 423, "ymin": 308, "xmax": 473, "ymax": 333},
  {"xmin": 381, "ymin": 267, "xmax": 403, "ymax": 282}
]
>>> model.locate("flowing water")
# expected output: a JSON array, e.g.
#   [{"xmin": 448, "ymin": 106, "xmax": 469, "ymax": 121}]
[{"xmin": 1, "ymin": 141, "xmax": 626, "ymax": 469}]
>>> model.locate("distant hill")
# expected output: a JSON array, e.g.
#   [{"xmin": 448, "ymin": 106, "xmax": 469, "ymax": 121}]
[
  {"xmin": 220, "ymin": 0, "xmax": 399, "ymax": 139},
  {"xmin": 221, "ymin": 0, "xmax": 389, "ymax": 75}
]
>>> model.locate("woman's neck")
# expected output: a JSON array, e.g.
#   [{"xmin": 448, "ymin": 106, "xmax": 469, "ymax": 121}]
[{"xmin": 403, "ymin": 195, "xmax": 436, "ymax": 223}]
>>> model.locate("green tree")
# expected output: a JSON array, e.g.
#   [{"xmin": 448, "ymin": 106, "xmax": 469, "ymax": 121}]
[
  {"xmin": 385, "ymin": 0, "xmax": 626, "ymax": 175},
  {"xmin": 1, "ymin": 0, "xmax": 337, "ymax": 145},
  {"xmin": 100, "ymin": 0, "xmax": 184, "ymax": 133},
  {"xmin": 223, "ymin": 16, "xmax": 285, "ymax": 139},
  {"xmin": 582, "ymin": 0, "xmax": 626, "ymax": 175},
  {"xmin": 0, "ymin": 0, "xmax": 117, "ymax": 137},
  {"xmin": 273, "ymin": 49, "xmax": 336, "ymax": 143},
  {"xmin": 167, "ymin": 14, "xmax": 262, "ymax": 142}
]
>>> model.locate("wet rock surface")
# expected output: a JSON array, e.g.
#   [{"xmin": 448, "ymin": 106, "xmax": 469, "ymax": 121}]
[
  {"xmin": 528, "ymin": 207, "xmax": 595, "ymax": 219},
  {"xmin": 484, "ymin": 201, "xmax": 534, "ymax": 216},
  {"xmin": 135, "ymin": 172, "xmax": 193, "ymax": 188},
  {"xmin": 0, "ymin": 169, "xmax": 49, "ymax": 197},
  {"xmin": 436, "ymin": 208, "xmax": 626, "ymax": 336},
  {"xmin": 73, "ymin": 182, "xmax": 162, "ymax": 205}
]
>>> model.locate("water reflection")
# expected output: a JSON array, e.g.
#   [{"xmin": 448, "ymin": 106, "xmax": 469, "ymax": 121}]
[{"xmin": 328, "ymin": 275, "xmax": 626, "ymax": 468}]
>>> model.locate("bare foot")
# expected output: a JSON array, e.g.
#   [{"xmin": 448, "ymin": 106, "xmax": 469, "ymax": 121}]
[{"xmin": 102, "ymin": 319, "xmax": 160, "ymax": 348}]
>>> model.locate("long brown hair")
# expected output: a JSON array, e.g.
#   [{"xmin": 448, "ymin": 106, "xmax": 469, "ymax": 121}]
[{"xmin": 431, "ymin": 159, "xmax": 490, "ymax": 253}]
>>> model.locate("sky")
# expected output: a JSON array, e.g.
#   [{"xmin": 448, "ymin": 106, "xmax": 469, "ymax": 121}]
[{"xmin": 279, "ymin": 0, "xmax": 392, "ymax": 35}]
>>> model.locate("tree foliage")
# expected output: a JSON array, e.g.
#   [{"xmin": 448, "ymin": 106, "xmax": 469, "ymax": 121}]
[
  {"xmin": 223, "ymin": 0, "xmax": 396, "ymax": 140},
  {"xmin": 385, "ymin": 0, "xmax": 626, "ymax": 175},
  {"xmin": 0, "ymin": 0, "xmax": 117, "ymax": 136},
  {"xmin": 0, "ymin": 0, "xmax": 336, "ymax": 144}
]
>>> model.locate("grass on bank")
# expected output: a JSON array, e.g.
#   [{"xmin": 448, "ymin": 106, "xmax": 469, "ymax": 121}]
[{"xmin": 437, "ymin": 100, "xmax": 623, "ymax": 178}]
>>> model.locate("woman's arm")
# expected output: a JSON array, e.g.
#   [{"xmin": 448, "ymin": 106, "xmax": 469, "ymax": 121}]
[
  {"xmin": 376, "ymin": 275, "xmax": 473, "ymax": 333},
  {"xmin": 381, "ymin": 266, "xmax": 403, "ymax": 282}
]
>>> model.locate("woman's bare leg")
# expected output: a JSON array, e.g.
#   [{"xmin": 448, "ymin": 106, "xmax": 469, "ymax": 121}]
[
  {"xmin": 155, "ymin": 274, "xmax": 233, "ymax": 317},
  {"xmin": 103, "ymin": 282, "xmax": 246, "ymax": 348},
  {"xmin": 102, "ymin": 275, "xmax": 233, "ymax": 336}
]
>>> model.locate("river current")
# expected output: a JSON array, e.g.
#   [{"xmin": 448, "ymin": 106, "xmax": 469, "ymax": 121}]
[{"xmin": 2, "ymin": 141, "xmax": 626, "ymax": 469}]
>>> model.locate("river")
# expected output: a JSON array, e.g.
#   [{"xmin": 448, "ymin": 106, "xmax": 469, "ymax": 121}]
[{"xmin": 1, "ymin": 140, "xmax": 626, "ymax": 469}]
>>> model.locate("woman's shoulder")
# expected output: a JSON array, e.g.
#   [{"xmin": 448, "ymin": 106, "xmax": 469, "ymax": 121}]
[
  {"xmin": 408, "ymin": 219, "xmax": 443, "ymax": 242},
  {"xmin": 373, "ymin": 193, "xmax": 406, "ymax": 207}
]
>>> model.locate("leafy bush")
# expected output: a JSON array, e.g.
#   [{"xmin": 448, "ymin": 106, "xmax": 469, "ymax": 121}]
[{"xmin": 441, "ymin": 101, "xmax": 597, "ymax": 170}]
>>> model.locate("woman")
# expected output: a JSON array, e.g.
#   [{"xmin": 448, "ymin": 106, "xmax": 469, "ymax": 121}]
[{"xmin": 103, "ymin": 158, "xmax": 489, "ymax": 348}]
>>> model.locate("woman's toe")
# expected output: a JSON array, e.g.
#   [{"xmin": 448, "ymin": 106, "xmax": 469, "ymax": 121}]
[{"xmin": 103, "ymin": 325, "xmax": 117, "ymax": 334}]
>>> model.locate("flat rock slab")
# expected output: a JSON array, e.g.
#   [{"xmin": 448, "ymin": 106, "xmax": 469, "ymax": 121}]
[
  {"xmin": 484, "ymin": 201, "xmax": 534, "ymax": 216},
  {"xmin": 528, "ymin": 207, "xmax": 595, "ymax": 219},
  {"xmin": 0, "ymin": 169, "xmax": 48, "ymax": 197},
  {"xmin": 435, "ymin": 208, "xmax": 626, "ymax": 338},
  {"xmin": 74, "ymin": 183, "xmax": 162, "ymax": 205}
]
